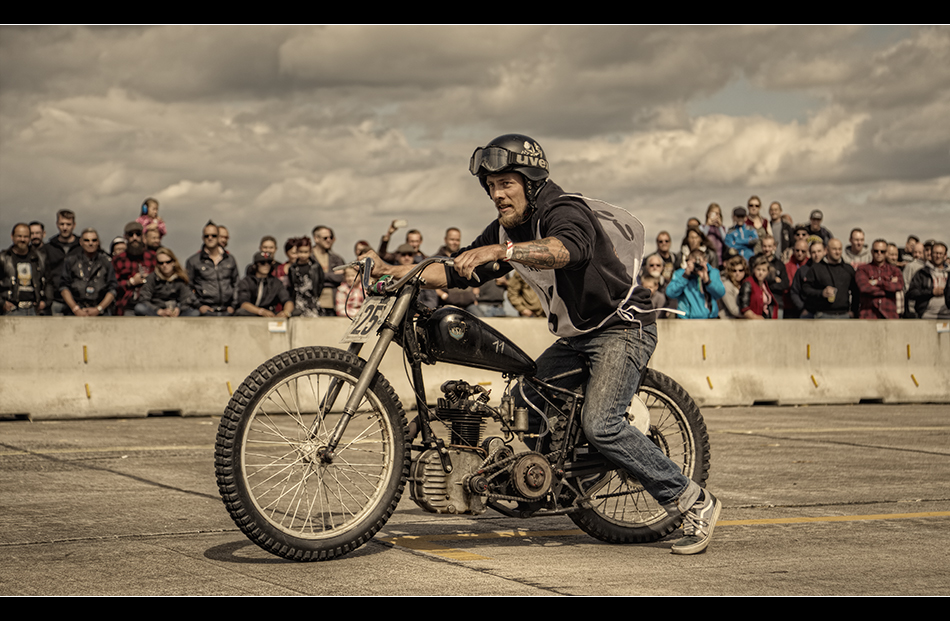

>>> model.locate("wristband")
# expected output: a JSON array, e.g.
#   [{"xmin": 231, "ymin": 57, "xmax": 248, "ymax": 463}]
[{"xmin": 504, "ymin": 240, "xmax": 514, "ymax": 262}]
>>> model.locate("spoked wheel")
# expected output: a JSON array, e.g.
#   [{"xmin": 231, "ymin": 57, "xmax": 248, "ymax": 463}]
[
  {"xmin": 569, "ymin": 368, "xmax": 710, "ymax": 544},
  {"xmin": 215, "ymin": 346, "xmax": 409, "ymax": 561}
]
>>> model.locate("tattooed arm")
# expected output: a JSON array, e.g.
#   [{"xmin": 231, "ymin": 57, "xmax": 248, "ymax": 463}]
[
  {"xmin": 510, "ymin": 237, "xmax": 570, "ymax": 269},
  {"xmin": 451, "ymin": 237, "xmax": 570, "ymax": 280}
]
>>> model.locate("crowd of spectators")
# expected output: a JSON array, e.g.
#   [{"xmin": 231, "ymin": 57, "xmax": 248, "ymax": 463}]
[
  {"xmin": 2, "ymin": 196, "xmax": 947, "ymax": 321},
  {"xmin": 642, "ymin": 197, "xmax": 949, "ymax": 321}
]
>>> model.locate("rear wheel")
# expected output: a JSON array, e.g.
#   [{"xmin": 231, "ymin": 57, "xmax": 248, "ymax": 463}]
[
  {"xmin": 215, "ymin": 346, "xmax": 409, "ymax": 561},
  {"xmin": 569, "ymin": 368, "xmax": 710, "ymax": 543}
]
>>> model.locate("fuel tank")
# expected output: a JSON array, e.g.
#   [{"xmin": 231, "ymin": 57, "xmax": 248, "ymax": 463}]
[{"xmin": 420, "ymin": 306, "xmax": 537, "ymax": 376}]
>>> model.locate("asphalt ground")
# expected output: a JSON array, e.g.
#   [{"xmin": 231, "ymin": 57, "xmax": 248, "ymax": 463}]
[{"xmin": 1, "ymin": 403, "xmax": 948, "ymax": 597}]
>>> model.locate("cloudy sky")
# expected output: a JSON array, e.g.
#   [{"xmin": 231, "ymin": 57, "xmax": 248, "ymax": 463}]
[{"xmin": 1, "ymin": 25, "xmax": 948, "ymax": 266}]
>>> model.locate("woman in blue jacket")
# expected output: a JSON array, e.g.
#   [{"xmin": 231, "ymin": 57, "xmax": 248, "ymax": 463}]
[{"xmin": 665, "ymin": 248, "xmax": 726, "ymax": 319}]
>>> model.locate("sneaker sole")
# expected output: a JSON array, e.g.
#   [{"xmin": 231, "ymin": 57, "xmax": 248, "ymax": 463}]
[{"xmin": 671, "ymin": 497, "xmax": 722, "ymax": 555}]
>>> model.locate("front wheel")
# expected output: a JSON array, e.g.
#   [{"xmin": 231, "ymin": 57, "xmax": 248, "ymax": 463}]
[
  {"xmin": 568, "ymin": 368, "xmax": 710, "ymax": 544},
  {"xmin": 215, "ymin": 346, "xmax": 409, "ymax": 561}
]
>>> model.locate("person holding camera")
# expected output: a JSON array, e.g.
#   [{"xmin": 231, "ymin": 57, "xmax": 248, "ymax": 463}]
[{"xmin": 665, "ymin": 248, "xmax": 726, "ymax": 319}]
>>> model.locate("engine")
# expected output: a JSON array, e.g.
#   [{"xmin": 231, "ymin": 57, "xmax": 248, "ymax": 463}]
[{"xmin": 409, "ymin": 380, "xmax": 556, "ymax": 515}]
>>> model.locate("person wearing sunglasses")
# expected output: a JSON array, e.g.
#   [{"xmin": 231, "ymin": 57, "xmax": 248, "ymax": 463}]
[
  {"xmin": 60, "ymin": 228, "xmax": 116, "ymax": 316},
  {"xmin": 112, "ymin": 222, "xmax": 157, "ymax": 316},
  {"xmin": 185, "ymin": 221, "xmax": 240, "ymax": 316},
  {"xmin": 134, "ymin": 247, "xmax": 198, "ymax": 317},
  {"xmin": 718, "ymin": 255, "xmax": 748, "ymax": 319},
  {"xmin": 855, "ymin": 239, "xmax": 904, "ymax": 319}
]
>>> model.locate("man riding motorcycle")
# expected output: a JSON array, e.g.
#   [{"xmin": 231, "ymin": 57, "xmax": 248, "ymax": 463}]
[{"xmin": 364, "ymin": 134, "xmax": 721, "ymax": 554}]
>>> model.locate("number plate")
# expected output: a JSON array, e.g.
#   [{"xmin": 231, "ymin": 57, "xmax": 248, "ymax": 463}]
[{"xmin": 340, "ymin": 296, "xmax": 397, "ymax": 343}]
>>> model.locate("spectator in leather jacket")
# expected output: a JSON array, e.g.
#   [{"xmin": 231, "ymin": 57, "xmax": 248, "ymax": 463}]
[
  {"xmin": 134, "ymin": 247, "xmax": 198, "ymax": 317},
  {"xmin": 236, "ymin": 252, "xmax": 293, "ymax": 318},
  {"xmin": 907, "ymin": 242, "xmax": 949, "ymax": 319},
  {"xmin": 60, "ymin": 228, "xmax": 117, "ymax": 316},
  {"xmin": 1, "ymin": 223, "xmax": 53, "ymax": 315},
  {"xmin": 185, "ymin": 222, "xmax": 239, "ymax": 316}
]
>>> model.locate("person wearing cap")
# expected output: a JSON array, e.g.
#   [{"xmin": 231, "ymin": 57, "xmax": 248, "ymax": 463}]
[
  {"xmin": 109, "ymin": 236, "xmax": 127, "ymax": 258},
  {"xmin": 803, "ymin": 209, "xmax": 833, "ymax": 246},
  {"xmin": 112, "ymin": 221, "xmax": 157, "ymax": 316},
  {"xmin": 235, "ymin": 251, "xmax": 293, "ymax": 318},
  {"xmin": 724, "ymin": 206, "xmax": 759, "ymax": 261}
]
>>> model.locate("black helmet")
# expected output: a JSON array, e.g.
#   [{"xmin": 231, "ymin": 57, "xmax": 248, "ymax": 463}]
[{"xmin": 469, "ymin": 134, "xmax": 549, "ymax": 199}]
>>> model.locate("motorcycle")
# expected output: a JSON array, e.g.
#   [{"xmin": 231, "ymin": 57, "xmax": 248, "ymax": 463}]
[{"xmin": 214, "ymin": 256, "xmax": 710, "ymax": 562}]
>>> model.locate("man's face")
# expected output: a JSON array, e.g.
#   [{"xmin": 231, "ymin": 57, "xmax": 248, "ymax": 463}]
[
  {"xmin": 932, "ymin": 245, "xmax": 948, "ymax": 267},
  {"xmin": 406, "ymin": 232, "xmax": 423, "ymax": 252},
  {"xmin": 886, "ymin": 245, "xmax": 899, "ymax": 266},
  {"xmin": 794, "ymin": 229, "xmax": 809, "ymax": 244},
  {"xmin": 444, "ymin": 229, "xmax": 461, "ymax": 254},
  {"xmin": 827, "ymin": 239, "xmax": 843, "ymax": 262},
  {"xmin": 203, "ymin": 226, "xmax": 219, "ymax": 250},
  {"xmin": 761, "ymin": 238, "xmax": 776, "ymax": 257},
  {"xmin": 792, "ymin": 240, "xmax": 809, "ymax": 263},
  {"xmin": 656, "ymin": 233, "xmax": 672, "ymax": 255},
  {"xmin": 645, "ymin": 256, "xmax": 664, "ymax": 277},
  {"xmin": 217, "ymin": 227, "xmax": 229, "ymax": 248},
  {"xmin": 809, "ymin": 217, "xmax": 822, "ymax": 232},
  {"xmin": 296, "ymin": 244, "xmax": 311, "ymax": 263},
  {"xmin": 769, "ymin": 202, "xmax": 782, "ymax": 221},
  {"xmin": 747, "ymin": 198, "xmax": 761, "ymax": 217},
  {"xmin": 486, "ymin": 172, "xmax": 528, "ymax": 228},
  {"xmin": 255, "ymin": 260, "xmax": 273, "ymax": 277},
  {"xmin": 313, "ymin": 228, "xmax": 334, "ymax": 252},
  {"xmin": 80, "ymin": 231, "xmax": 99, "ymax": 255},
  {"xmin": 810, "ymin": 243, "xmax": 825, "ymax": 264},
  {"xmin": 913, "ymin": 242, "xmax": 925, "ymax": 260},
  {"xmin": 57, "ymin": 216, "xmax": 75, "ymax": 240},
  {"xmin": 125, "ymin": 229, "xmax": 144, "ymax": 255},
  {"xmin": 905, "ymin": 237, "xmax": 918, "ymax": 252},
  {"xmin": 11, "ymin": 225, "xmax": 30, "ymax": 254},
  {"xmin": 29, "ymin": 224, "xmax": 44, "ymax": 247},
  {"xmin": 397, "ymin": 251, "xmax": 414, "ymax": 266},
  {"xmin": 871, "ymin": 241, "xmax": 888, "ymax": 265},
  {"xmin": 850, "ymin": 231, "xmax": 865, "ymax": 253},
  {"xmin": 144, "ymin": 229, "xmax": 161, "ymax": 250}
]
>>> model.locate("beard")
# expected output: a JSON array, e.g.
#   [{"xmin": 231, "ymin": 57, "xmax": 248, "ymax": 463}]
[{"xmin": 127, "ymin": 240, "xmax": 145, "ymax": 256}]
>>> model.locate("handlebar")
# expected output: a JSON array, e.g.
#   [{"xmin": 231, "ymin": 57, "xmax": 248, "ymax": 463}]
[{"xmin": 335, "ymin": 256, "xmax": 503, "ymax": 297}]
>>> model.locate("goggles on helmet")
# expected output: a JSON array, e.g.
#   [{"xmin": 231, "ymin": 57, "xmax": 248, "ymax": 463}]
[{"xmin": 469, "ymin": 145, "xmax": 517, "ymax": 176}]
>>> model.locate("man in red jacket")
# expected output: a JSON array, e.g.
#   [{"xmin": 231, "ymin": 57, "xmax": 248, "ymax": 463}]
[{"xmin": 855, "ymin": 239, "xmax": 904, "ymax": 319}]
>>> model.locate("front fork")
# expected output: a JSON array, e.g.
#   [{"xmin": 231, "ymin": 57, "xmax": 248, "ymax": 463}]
[{"xmin": 321, "ymin": 286, "xmax": 415, "ymax": 460}]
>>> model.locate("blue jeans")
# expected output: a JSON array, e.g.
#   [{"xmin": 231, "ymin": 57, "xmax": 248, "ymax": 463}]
[{"xmin": 517, "ymin": 323, "xmax": 699, "ymax": 513}]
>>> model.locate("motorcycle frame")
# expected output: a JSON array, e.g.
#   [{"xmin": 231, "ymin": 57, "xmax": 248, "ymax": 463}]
[{"xmin": 324, "ymin": 258, "xmax": 621, "ymax": 515}]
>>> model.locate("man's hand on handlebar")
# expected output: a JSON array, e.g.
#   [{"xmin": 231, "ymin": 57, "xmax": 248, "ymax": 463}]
[{"xmin": 452, "ymin": 244, "xmax": 505, "ymax": 281}]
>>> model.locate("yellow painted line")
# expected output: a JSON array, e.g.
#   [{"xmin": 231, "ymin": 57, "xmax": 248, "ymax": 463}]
[
  {"xmin": 718, "ymin": 426, "xmax": 950, "ymax": 434},
  {"xmin": 381, "ymin": 511, "xmax": 950, "ymax": 560},
  {"xmin": 723, "ymin": 511, "xmax": 950, "ymax": 526},
  {"xmin": 0, "ymin": 445, "xmax": 213, "ymax": 457}
]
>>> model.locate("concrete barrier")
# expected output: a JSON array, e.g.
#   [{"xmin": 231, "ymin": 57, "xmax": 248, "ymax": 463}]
[{"xmin": 1, "ymin": 316, "xmax": 947, "ymax": 420}]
